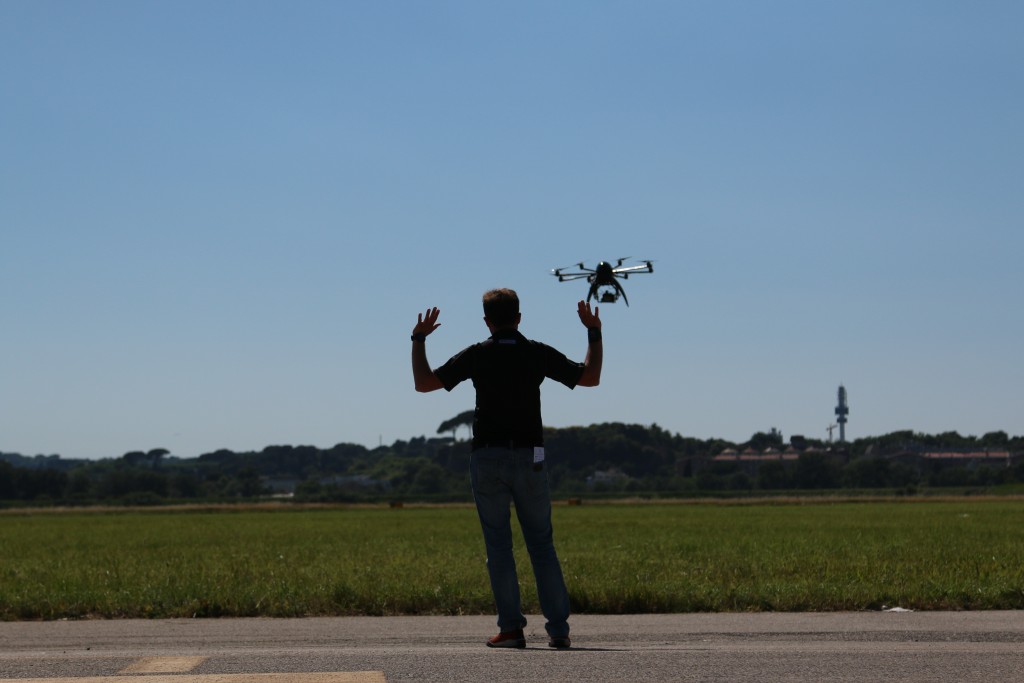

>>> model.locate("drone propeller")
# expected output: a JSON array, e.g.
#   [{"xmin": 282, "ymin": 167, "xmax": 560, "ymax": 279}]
[
  {"xmin": 552, "ymin": 261, "xmax": 595, "ymax": 274},
  {"xmin": 610, "ymin": 258, "xmax": 655, "ymax": 279}
]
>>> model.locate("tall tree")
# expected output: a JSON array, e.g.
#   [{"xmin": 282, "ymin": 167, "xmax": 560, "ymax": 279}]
[
  {"xmin": 438, "ymin": 410, "xmax": 475, "ymax": 441},
  {"xmin": 148, "ymin": 448, "xmax": 169, "ymax": 469}
]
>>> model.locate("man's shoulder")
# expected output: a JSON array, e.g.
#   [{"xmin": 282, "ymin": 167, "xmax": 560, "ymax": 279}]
[{"xmin": 521, "ymin": 335, "xmax": 561, "ymax": 353}]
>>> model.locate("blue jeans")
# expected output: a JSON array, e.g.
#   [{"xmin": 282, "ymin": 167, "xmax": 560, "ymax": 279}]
[{"xmin": 469, "ymin": 447, "xmax": 570, "ymax": 638}]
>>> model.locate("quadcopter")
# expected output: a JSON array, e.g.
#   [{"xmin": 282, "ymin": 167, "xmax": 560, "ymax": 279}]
[{"xmin": 551, "ymin": 258, "xmax": 654, "ymax": 306}]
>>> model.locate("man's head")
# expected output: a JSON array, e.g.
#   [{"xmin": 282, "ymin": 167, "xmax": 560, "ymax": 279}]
[{"xmin": 483, "ymin": 288, "xmax": 521, "ymax": 331}]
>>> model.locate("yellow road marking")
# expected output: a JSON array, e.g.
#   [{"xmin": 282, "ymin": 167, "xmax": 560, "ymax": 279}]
[
  {"xmin": 119, "ymin": 657, "xmax": 207, "ymax": 673},
  {"xmin": 1, "ymin": 674, "xmax": 386, "ymax": 683}
]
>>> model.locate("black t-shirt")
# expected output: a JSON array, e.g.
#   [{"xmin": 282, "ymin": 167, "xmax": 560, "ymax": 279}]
[{"xmin": 434, "ymin": 330, "xmax": 584, "ymax": 449}]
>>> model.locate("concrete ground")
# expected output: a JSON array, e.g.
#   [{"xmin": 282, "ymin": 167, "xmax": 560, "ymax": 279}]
[{"xmin": 2, "ymin": 611, "xmax": 1024, "ymax": 682}]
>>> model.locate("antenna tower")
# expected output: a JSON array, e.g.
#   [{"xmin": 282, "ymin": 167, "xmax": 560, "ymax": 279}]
[{"xmin": 834, "ymin": 385, "xmax": 849, "ymax": 443}]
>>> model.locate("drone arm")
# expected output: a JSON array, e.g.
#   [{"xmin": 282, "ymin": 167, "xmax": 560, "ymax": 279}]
[{"xmin": 612, "ymin": 264, "xmax": 653, "ymax": 275}]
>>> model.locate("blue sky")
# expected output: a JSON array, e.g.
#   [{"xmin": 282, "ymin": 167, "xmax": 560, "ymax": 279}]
[{"xmin": 2, "ymin": 1, "xmax": 1021, "ymax": 460}]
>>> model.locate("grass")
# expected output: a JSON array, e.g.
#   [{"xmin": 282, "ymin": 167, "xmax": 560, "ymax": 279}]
[{"xmin": 2, "ymin": 499, "xmax": 1023, "ymax": 620}]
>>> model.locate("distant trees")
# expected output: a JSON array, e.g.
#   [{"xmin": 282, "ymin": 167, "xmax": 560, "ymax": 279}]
[
  {"xmin": 2, "ymin": 426, "xmax": 1024, "ymax": 506},
  {"xmin": 0, "ymin": 461, "xmax": 68, "ymax": 500},
  {"xmin": 747, "ymin": 429, "xmax": 785, "ymax": 452},
  {"xmin": 121, "ymin": 448, "xmax": 169, "ymax": 469}
]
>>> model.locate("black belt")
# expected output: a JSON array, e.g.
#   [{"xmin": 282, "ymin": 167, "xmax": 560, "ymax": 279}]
[{"xmin": 472, "ymin": 440, "xmax": 540, "ymax": 451}]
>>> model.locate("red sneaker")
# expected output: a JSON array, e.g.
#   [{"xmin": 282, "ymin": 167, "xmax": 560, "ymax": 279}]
[{"xmin": 486, "ymin": 629, "xmax": 526, "ymax": 648}]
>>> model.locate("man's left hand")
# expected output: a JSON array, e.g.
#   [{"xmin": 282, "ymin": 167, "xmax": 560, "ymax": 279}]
[{"xmin": 577, "ymin": 301, "xmax": 600, "ymax": 329}]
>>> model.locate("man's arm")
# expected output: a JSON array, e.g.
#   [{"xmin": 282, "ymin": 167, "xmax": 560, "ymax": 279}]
[
  {"xmin": 411, "ymin": 307, "xmax": 445, "ymax": 393},
  {"xmin": 575, "ymin": 300, "xmax": 602, "ymax": 387}
]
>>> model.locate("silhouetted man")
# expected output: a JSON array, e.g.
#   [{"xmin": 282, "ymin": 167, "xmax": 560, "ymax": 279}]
[{"xmin": 410, "ymin": 289, "xmax": 602, "ymax": 649}]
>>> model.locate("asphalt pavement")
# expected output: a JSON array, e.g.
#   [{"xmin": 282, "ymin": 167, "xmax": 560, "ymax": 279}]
[{"xmin": 2, "ymin": 611, "xmax": 1024, "ymax": 682}]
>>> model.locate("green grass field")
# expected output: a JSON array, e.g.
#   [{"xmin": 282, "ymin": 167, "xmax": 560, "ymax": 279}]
[{"xmin": 2, "ymin": 499, "xmax": 1023, "ymax": 620}]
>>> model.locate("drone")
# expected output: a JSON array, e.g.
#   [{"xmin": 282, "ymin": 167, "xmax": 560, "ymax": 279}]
[{"xmin": 551, "ymin": 258, "xmax": 654, "ymax": 306}]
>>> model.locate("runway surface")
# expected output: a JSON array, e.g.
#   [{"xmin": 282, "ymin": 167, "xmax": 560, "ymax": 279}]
[{"xmin": 2, "ymin": 611, "xmax": 1023, "ymax": 682}]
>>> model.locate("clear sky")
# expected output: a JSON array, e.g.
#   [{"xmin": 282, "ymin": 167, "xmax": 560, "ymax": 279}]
[{"xmin": 2, "ymin": 1, "xmax": 1021, "ymax": 460}]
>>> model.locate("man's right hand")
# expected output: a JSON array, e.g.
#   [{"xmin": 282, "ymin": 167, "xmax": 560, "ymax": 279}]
[
  {"xmin": 413, "ymin": 307, "xmax": 441, "ymax": 338},
  {"xmin": 411, "ymin": 307, "xmax": 444, "ymax": 392}
]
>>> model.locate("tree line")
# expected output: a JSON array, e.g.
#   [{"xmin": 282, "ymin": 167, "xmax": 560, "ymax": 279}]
[{"xmin": 2, "ymin": 423, "xmax": 1022, "ymax": 506}]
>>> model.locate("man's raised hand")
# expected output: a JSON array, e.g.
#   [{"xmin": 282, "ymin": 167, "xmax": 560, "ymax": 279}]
[
  {"xmin": 577, "ymin": 300, "xmax": 600, "ymax": 329},
  {"xmin": 413, "ymin": 307, "xmax": 442, "ymax": 338}
]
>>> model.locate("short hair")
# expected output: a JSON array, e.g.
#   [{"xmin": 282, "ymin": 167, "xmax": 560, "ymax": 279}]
[{"xmin": 482, "ymin": 288, "xmax": 520, "ymax": 327}]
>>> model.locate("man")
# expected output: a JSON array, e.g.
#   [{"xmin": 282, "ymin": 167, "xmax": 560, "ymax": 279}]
[{"xmin": 410, "ymin": 289, "xmax": 602, "ymax": 649}]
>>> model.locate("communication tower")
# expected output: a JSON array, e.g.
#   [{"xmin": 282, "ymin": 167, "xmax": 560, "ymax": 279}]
[{"xmin": 834, "ymin": 385, "xmax": 849, "ymax": 443}]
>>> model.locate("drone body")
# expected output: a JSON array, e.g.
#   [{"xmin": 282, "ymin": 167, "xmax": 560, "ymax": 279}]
[{"xmin": 551, "ymin": 258, "xmax": 654, "ymax": 306}]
